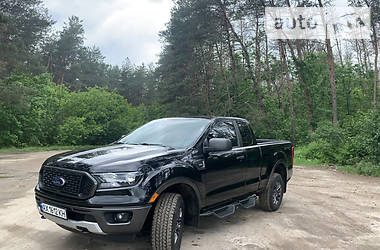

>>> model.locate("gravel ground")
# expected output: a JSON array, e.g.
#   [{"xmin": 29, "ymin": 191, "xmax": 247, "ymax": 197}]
[{"xmin": 0, "ymin": 151, "xmax": 379, "ymax": 250}]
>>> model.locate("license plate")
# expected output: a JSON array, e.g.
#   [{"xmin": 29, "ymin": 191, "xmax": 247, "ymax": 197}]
[{"xmin": 40, "ymin": 203, "xmax": 67, "ymax": 220}]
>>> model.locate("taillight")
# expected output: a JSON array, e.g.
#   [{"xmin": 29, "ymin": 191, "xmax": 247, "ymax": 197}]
[{"xmin": 291, "ymin": 146, "xmax": 294, "ymax": 166}]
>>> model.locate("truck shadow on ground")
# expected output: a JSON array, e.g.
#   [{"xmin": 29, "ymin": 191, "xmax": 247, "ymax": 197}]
[
  {"xmin": 62, "ymin": 205, "xmax": 267, "ymax": 248},
  {"xmin": 7, "ymin": 205, "xmax": 272, "ymax": 250}
]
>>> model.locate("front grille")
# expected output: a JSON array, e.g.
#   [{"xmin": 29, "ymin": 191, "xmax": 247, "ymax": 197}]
[{"xmin": 40, "ymin": 167, "xmax": 97, "ymax": 199}]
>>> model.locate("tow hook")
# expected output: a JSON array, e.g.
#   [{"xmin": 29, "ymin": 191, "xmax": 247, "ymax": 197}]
[{"xmin": 76, "ymin": 226, "xmax": 90, "ymax": 233}]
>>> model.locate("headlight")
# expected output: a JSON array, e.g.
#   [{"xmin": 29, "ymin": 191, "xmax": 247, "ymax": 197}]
[{"xmin": 94, "ymin": 172, "xmax": 142, "ymax": 189}]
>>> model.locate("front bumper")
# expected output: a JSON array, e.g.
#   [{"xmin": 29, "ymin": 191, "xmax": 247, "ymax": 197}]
[{"xmin": 35, "ymin": 194, "xmax": 151, "ymax": 235}]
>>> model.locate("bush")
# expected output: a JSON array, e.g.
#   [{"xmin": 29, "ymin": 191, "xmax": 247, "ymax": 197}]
[
  {"xmin": 58, "ymin": 87, "xmax": 148, "ymax": 145},
  {"xmin": 300, "ymin": 111, "xmax": 380, "ymax": 167},
  {"xmin": 341, "ymin": 111, "xmax": 380, "ymax": 165},
  {"xmin": 56, "ymin": 117, "xmax": 88, "ymax": 145},
  {"xmin": 297, "ymin": 110, "xmax": 380, "ymax": 177},
  {"xmin": 0, "ymin": 73, "xmax": 163, "ymax": 147},
  {"xmin": 302, "ymin": 121, "xmax": 345, "ymax": 163},
  {"xmin": 339, "ymin": 161, "xmax": 380, "ymax": 177}
]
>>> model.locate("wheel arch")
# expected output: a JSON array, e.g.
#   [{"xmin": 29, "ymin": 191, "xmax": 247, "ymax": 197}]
[
  {"xmin": 154, "ymin": 178, "xmax": 201, "ymax": 227},
  {"xmin": 270, "ymin": 160, "xmax": 288, "ymax": 193}
]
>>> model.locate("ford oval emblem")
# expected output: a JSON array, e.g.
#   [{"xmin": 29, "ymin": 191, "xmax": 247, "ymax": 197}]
[{"xmin": 52, "ymin": 176, "xmax": 66, "ymax": 187}]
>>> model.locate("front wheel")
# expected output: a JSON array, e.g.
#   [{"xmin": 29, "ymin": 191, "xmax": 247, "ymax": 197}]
[
  {"xmin": 151, "ymin": 193, "xmax": 185, "ymax": 250},
  {"xmin": 259, "ymin": 173, "xmax": 285, "ymax": 211}
]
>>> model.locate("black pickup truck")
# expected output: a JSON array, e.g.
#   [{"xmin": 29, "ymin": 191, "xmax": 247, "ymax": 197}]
[{"xmin": 35, "ymin": 117, "xmax": 293, "ymax": 250}]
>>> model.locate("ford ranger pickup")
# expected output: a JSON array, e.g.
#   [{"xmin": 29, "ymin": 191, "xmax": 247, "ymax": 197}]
[{"xmin": 35, "ymin": 117, "xmax": 294, "ymax": 250}]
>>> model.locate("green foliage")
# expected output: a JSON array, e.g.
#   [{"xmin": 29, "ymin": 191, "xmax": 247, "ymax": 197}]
[
  {"xmin": 336, "ymin": 63, "xmax": 374, "ymax": 114},
  {"xmin": 299, "ymin": 120, "xmax": 344, "ymax": 163},
  {"xmin": 0, "ymin": 0, "xmax": 378, "ymax": 178},
  {"xmin": 0, "ymin": 74, "xmax": 163, "ymax": 147},
  {"xmin": 339, "ymin": 161, "xmax": 380, "ymax": 177},
  {"xmin": 156, "ymin": 0, "xmax": 222, "ymax": 116},
  {"xmin": 293, "ymin": 147, "xmax": 324, "ymax": 167},
  {"xmin": 59, "ymin": 87, "xmax": 146, "ymax": 145},
  {"xmin": 0, "ymin": 0, "xmax": 53, "ymax": 77},
  {"xmin": 0, "ymin": 145, "xmax": 97, "ymax": 153},
  {"xmin": 302, "ymin": 140, "xmax": 342, "ymax": 164},
  {"xmin": 44, "ymin": 16, "xmax": 85, "ymax": 84},
  {"xmin": 340, "ymin": 110, "xmax": 380, "ymax": 164},
  {"xmin": 56, "ymin": 117, "xmax": 88, "ymax": 145},
  {"xmin": 298, "ymin": 111, "xmax": 380, "ymax": 171}
]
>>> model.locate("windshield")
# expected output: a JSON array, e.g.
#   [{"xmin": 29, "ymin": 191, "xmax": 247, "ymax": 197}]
[{"xmin": 118, "ymin": 118, "xmax": 210, "ymax": 149}]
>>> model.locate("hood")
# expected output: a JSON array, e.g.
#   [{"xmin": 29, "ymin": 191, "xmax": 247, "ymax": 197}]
[{"xmin": 44, "ymin": 144, "xmax": 185, "ymax": 173}]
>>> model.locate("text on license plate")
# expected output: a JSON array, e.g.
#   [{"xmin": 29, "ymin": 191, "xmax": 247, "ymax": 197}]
[{"xmin": 40, "ymin": 203, "xmax": 67, "ymax": 220}]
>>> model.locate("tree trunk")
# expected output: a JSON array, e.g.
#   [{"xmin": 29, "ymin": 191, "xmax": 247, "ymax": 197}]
[
  {"xmin": 255, "ymin": 13, "xmax": 262, "ymax": 92},
  {"xmin": 364, "ymin": 0, "xmax": 379, "ymax": 109},
  {"xmin": 215, "ymin": 42, "xmax": 232, "ymax": 114},
  {"xmin": 336, "ymin": 39, "xmax": 344, "ymax": 66},
  {"xmin": 285, "ymin": 0, "xmax": 313, "ymax": 131},
  {"xmin": 286, "ymin": 40, "xmax": 314, "ymax": 132},
  {"xmin": 280, "ymin": 40, "xmax": 295, "ymax": 139},
  {"xmin": 355, "ymin": 40, "xmax": 362, "ymax": 66},
  {"xmin": 295, "ymin": 40, "xmax": 303, "ymax": 60},
  {"xmin": 372, "ymin": 27, "xmax": 379, "ymax": 109},
  {"xmin": 265, "ymin": 35, "xmax": 272, "ymax": 94},
  {"xmin": 225, "ymin": 23, "xmax": 238, "ymax": 100},
  {"xmin": 361, "ymin": 40, "xmax": 369, "ymax": 72},
  {"xmin": 57, "ymin": 71, "xmax": 64, "ymax": 85},
  {"xmin": 279, "ymin": 68, "xmax": 286, "ymax": 115},
  {"xmin": 326, "ymin": 38, "xmax": 339, "ymax": 126},
  {"xmin": 318, "ymin": 0, "xmax": 338, "ymax": 126},
  {"xmin": 218, "ymin": 0, "xmax": 265, "ymax": 114}
]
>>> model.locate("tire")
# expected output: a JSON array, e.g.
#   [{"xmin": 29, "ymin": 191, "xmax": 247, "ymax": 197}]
[
  {"xmin": 259, "ymin": 173, "xmax": 285, "ymax": 211},
  {"xmin": 151, "ymin": 193, "xmax": 185, "ymax": 250}
]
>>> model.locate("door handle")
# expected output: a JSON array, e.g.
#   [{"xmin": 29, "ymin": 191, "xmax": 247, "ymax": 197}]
[{"xmin": 236, "ymin": 155, "xmax": 245, "ymax": 160}]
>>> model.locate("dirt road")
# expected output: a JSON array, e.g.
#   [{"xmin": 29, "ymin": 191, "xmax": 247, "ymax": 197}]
[{"xmin": 0, "ymin": 151, "xmax": 379, "ymax": 250}]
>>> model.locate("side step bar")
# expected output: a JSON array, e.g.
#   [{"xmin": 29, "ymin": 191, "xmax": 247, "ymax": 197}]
[{"xmin": 200, "ymin": 195, "xmax": 257, "ymax": 218}]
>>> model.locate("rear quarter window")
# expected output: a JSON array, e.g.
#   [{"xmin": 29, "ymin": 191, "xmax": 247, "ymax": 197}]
[{"xmin": 237, "ymin": 121, "xmax": 255, "ymax": 146}]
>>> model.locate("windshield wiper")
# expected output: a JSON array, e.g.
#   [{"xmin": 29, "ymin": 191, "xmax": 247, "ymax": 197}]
[
  {"xmin": 138, "ymin": 143, "xmax": 174, "ymax": 149},
  {"xmin": 119, "ymin": 142, "xmax": 174, "ymax": 149},
  {"xmin": 112, "ymin": 141, "xmax": 125, "ymax": 144}
]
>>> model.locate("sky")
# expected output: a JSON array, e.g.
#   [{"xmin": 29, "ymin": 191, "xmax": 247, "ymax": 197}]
[
  {"xmin": 43, "ymin": 0, "xmax": 350, "ymax": 67},
  {"xmin": 44, "ymin": 0, "xmax": 174, "ymax": 66}
]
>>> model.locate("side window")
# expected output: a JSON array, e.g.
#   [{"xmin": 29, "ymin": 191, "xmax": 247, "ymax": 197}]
[
  {"xmin": 237, "ymin": 121, "xmax": 254, "ymax": 146},
  {"xmin": 208, "ymin": 121, "xmax": 238, "ymax": 147}
]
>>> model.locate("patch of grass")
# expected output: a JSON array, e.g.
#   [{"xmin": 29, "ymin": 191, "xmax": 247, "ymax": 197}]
[
  {"xmin": 339, "ymin": 161, "xmax": 380, "ymax": 177},
  {"xmin": 294, "ymin": 157, "xmax": 323, "ymax": 167},
  {"xmin": 295, "ymin": 146, "xmax": 380, "ymax": 177},
  {"xmin": 0, "ymin": 145, "xmax": 97, "ymax": 153},
  {"xmin": 293, "ymin": 147, "xmax": 324, "ymax": 167}
]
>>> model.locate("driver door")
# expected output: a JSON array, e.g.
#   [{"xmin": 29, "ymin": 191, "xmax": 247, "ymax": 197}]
[{"xmin": 202, "ymin": 120, "xmax": 247, "ymax": 206}]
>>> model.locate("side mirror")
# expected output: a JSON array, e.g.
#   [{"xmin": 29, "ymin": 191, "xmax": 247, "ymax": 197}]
[{"xmin": 205, "ymin": 138, "xmax": 232, "ymax": 153}]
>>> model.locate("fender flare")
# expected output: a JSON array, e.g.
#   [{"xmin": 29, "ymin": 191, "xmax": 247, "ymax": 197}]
[
  {"xmin": 153, "ymin": 177, "xmax": 202, "ymax": 227},
  {"xmin": 269, "ymin": 159, "xmax": 288, "ymax": 192},
  {"xmin": 269, "ymin": 159, "xmax": 286, "ymax": 176},
  {"xmin": 155, "ymin": 177, "xmax": 203, "ymax": 208}
]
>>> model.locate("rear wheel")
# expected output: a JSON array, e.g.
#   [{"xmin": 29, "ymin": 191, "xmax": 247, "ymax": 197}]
[
  {"xmin": 259, "ymin": 173, "xmax": 284, "ymax": 211},
  {"xmin": 151, "ymin": 193, "xmax": 184, "ymax": 250}
]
